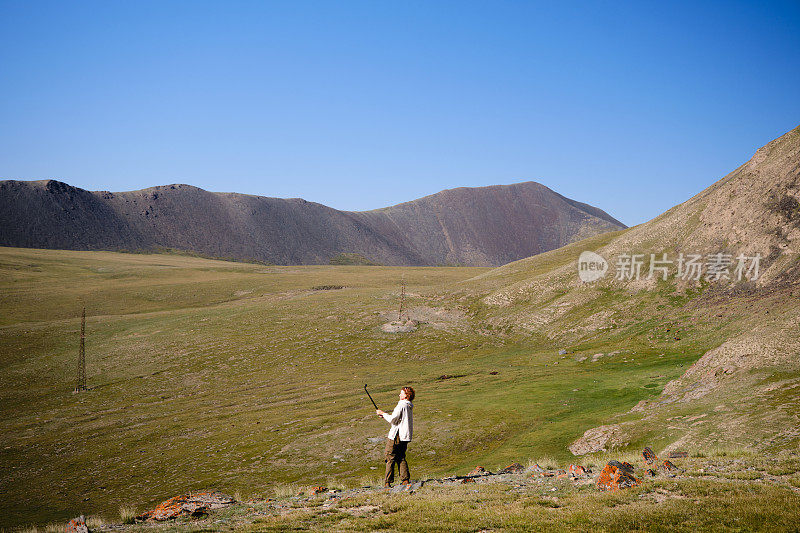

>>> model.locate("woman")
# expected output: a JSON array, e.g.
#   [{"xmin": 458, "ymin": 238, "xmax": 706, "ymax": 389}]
[{"xmin": 376, "ymin": 386, "xmax": 414, "ymax": 487}]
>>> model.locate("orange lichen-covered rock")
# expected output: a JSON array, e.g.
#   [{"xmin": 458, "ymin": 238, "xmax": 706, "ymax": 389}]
[
  {"xmin": 137, "ymin": 492, "xmax": 234, "ymax": 521},
  {"xmin": 659, "ymin": 460, "xmax": 681, "ymax": 476},
  {"xmin": 308, "ymin": 486, "xmax": 327, "ymax": 495},
  {"xmin": 498, "ymin": 462, "xmax": 525, "ymax": 474},
  {"xmin": 596, "ymin": 461, "xmax": 640, "ymax": 491},
  {"xmin": 65, "ymin": 515, "xmax": 88, "ymax": 533},
  {"xmin": 137, "ymin": 495, "xmax": 204, "ymax": 521},
  {"xmin": 613, "ymin": 460, "xmax": 635, "ymax": 475},
  {"xmin": 467, "ymin": 466, "xmax": 486, "ymax": 476},
  {"xmin": 642, "ymin": 446, "xmax": 658, "ymax": 465},
  {"xmin": 568, "ymin": 464, "xmax": 588, "ymax": 477}
]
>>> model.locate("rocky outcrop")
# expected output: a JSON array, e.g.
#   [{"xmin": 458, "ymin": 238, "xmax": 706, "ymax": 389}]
[
  {"xmin": 596, "ymin": 461, "xmax": 640, "ymax": 491},
  {"xmin": 659, "ymin": 460, "xmax": 681, "ymax": 477},
  {"xmin": 467, "ymin": 466, "xmax": 487, "ymax": 476},
  {"xmin": 642, "ymin": 446, "xmax": 658, "ymax": 466},
  {"xmin": 65, "ymin": 515, "xmax": 88, "ymax": 533},
  {"xmin": 498, "ymin": 462, "xmax": 525, "ymax": 474},
  {"xmin": 528, "ymin": 463, "xmax": 593, "ymax": 481},
  {"xmin": 568, "ymin": 423, "xmax": 629, "ymax": 455},
  {"xmin": 136, "ymin": 492, "xmax": 234, "ymax": 521},
  {"xmin": 568, "ymin": 464, "xmax": 588, "ymax": 478}
]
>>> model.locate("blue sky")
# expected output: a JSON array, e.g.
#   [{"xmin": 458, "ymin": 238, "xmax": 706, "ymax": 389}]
[{"xmin": 1, "ymin": 1, "xmax": 798, "ymax": 226}]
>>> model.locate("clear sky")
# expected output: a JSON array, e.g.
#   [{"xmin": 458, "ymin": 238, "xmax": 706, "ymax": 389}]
[{"xmin": 1, "ymin": 1, "xmax": 798, "ymax": 226}]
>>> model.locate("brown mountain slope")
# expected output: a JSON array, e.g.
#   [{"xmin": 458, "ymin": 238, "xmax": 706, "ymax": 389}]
[
  {"xmin": 356, "ymin": 181, "xmax": 624, "ymax": 266},
  {"xmin": 454, "ymin": 124, "xmax": 800, "ymax": 454},
  {"xmin": 0, "ymin": 180, "xmax": 624, "ymax": 266}
]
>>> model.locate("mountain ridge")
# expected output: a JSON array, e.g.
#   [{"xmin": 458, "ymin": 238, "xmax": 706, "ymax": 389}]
[{"xmin": 0, "ymin": 179, "xmax": 625, "ymax": 266}]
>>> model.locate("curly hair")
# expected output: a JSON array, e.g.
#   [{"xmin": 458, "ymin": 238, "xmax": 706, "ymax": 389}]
[{"xmin": 402, "ymin": 386, "xmax": 415, "ymax": 401}]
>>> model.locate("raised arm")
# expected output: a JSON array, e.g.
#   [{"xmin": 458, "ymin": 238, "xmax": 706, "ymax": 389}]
[{"xmin": 381, "ymin": 401, "xmax": 404, "ymax": 425}]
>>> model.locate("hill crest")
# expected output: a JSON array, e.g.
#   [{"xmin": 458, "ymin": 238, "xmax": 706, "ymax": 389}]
[{"xmin": 0, "ymin": 179, "xmax": 625, "ymax": 266}]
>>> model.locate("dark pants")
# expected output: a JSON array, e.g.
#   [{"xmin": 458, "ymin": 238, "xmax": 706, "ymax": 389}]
[{"xmin": 384, "ymin": 435, "xmax": 410, "ymax": 485}]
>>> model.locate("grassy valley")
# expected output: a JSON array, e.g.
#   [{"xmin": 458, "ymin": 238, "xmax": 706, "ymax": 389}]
[
  {"xmin": 3, "ymin": 124, "xmax": 799, "ymax": 532},
  {"xmin": 0, "ymin": 246, "xmax": 723, "ymax": 528}
]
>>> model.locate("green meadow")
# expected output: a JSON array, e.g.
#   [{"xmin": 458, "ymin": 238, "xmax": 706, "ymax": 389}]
[{"xmin": 0, "ymin": 246, "xmax": 749, "ymax": 527}]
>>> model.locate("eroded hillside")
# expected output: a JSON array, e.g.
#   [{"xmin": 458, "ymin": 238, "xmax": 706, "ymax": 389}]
[{"xmin": 450, "ymin": 125, "xmax": 800, "ymax": 455}]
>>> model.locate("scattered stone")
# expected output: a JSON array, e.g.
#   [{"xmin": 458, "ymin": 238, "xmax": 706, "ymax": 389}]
[
  {"xmin": 556, "ymin": 470, "xmax": 568, "ymax": 479},
  {"xmin": 643, "ymin": 446, "xmax": 658, "ymax": 465},
  {"xmin": 659, "ymin": 460, "xmax": 681, "ymax": 477},
  {"xmin": 558, "ymin": 349, "xmax": 568, "ymax": 355},
  {"xmin": 668, "ymin": 451, "xmax": 688, "ymax": 459},
  {"xmin": 65, "ymin": 515, "xmax": 88, "ymax": 533},
  {"xmin": 467, "ymin": 466, "xmax": 486, "ymax": 476},
  {"xmin": 389, "ymin": 483, "xmax": 414, "ymax": 494},
  {"xmin": 390, "ymin": 481, "xmax": 424, "ymax": 492},
  {"xmin": 568, "ymin": 464, "xmax": 588, "ymax": 478},
  {"xmin": 489, "ymin": 371, "xmax": 499, "ymax": 375},
  {"xmin": 436, "ymin": 374, "xmax": 466, "ymax": 381},
  {"xmin": 381, "ymin": 320, "xmax": 418, "ymax": 333},
  {"xmin": 528, "ymin": 463, "xmax": 545, "ymax": 474},
  {"xmin": 498, "ymin": 462, "xmax": 525, "ymax": 474},
  {"xmin": 136, "ymin": 491, "xmax": 234, "ymax": 521},
  {"xmin": 646, "ymin": 468, "xmax": 657, "ymax": 477},
  {"xmin": 596, "ymin": 461, "xmax": 640, "ymax": 491},
  {"xmin": 461, "ymin": 477, "xmax": 476, "ymax": 484},
  {"xmin": 308, "ymin": 486, "xmax": 327, "ymax": 495}
]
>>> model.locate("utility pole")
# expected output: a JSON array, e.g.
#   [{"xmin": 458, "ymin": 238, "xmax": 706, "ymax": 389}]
[
  {"xmin": 75, "ymin": 307, "xmax": 86, "ymax": 392},
  {"xmin": 398, "ymin": 276, "xmax": 406, "ymax": 321}
]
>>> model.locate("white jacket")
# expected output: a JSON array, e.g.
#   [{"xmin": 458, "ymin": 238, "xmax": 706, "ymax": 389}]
[{"xmin": 382, "ymin": 399, "xmax": 413, "ymax": 441}]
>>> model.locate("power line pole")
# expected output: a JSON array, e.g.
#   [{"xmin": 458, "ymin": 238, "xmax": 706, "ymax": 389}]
[
  {"xmin": 398, "ymin": 276, "xmax": 406, "ymax": 321},
  {"xmin": 75, "ymin": 307, "xmax": 86, "ymax": 392}
]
